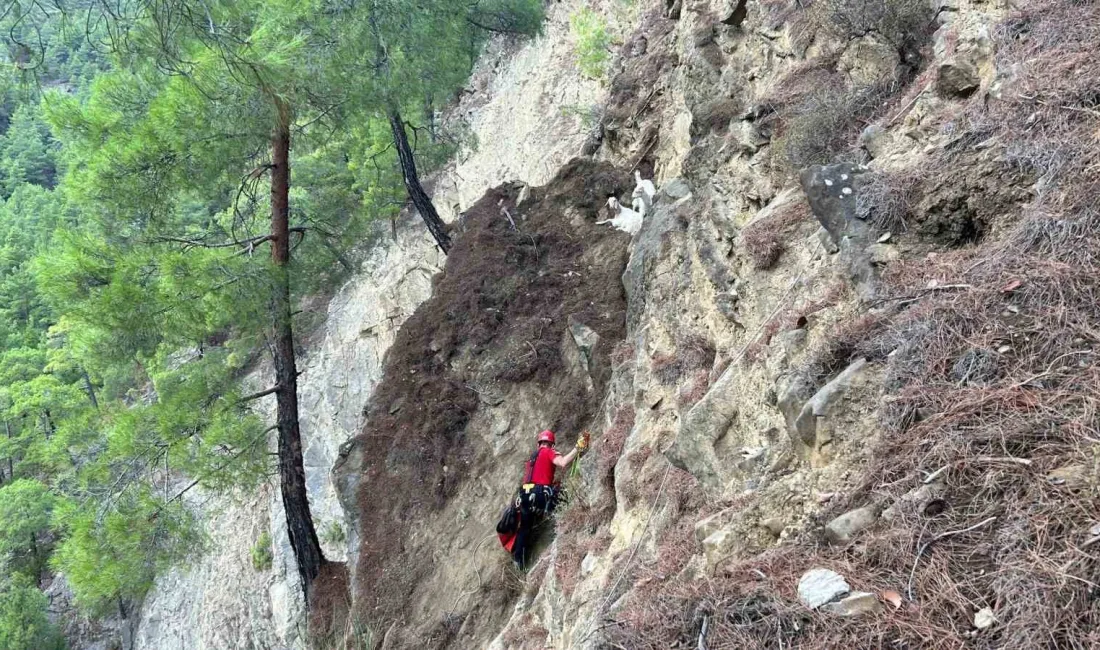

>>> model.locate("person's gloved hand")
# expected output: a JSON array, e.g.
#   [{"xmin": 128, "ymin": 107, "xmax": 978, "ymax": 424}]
[{"xmin": 576, "ymin": 430, "xmax": 592, "ymax": 455}]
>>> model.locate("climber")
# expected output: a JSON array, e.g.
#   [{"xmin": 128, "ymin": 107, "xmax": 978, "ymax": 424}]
[{"xmin": 505, "ymin": 429, "xmax": 591, "ymax": 570}]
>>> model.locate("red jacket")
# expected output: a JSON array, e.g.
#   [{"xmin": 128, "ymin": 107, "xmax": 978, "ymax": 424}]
[{"xmin": 526, "ymin": 446, "xmax": 558, "ymax": 485}]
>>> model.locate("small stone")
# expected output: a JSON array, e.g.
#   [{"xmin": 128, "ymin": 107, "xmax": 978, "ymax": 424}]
[
  {"xmin": 842, "ymin": 187, "xmax": 853, "ymax": 196},
  {"xmin": 877, "ymin": 232, "xmax": 892, "ymax": 243},
  {"xmin": 868, "ymin": 243, "xmax": 900, "ymax": 264},
  {"xmin": 761, "ymin": 517, "xmax": 785, "ymax": 536},
  {"xmin": 825, "ymin": 179, "xmax": 834, "ymax": 187},
  {"xmin": 974, "ymin": 606, "xmax": 996, "ymax": 630},
  {"xmin": 822, "ymin": 591, "xmax": 884, "ymax": 617},
  {"xmin": 859, "ymin": 125, "xmax": 888, "ymax": 159},
  {"xmin": 702, "ymin": 529, "xmax": 740, "ymax": 569},
  {"xmin": 937, "ymin": 58, "xmax": 981, "ymax": 98},
  {"xmin": 516, "ymin": 184, "xmax": 531, "ymax": 207},
  {"xmin": 581, "ymin": 553, "xmax": 599, "ymax": 575},
  {"xmin": 798, "ymin": 568, "xmax": 850, "ymax": 609},
  {"xmin": 1047, "ymin": 464, "xmax": 1091, "ymax": 489},
  {"xmin": 825, "ymin": 506, "xmax": 878, "ymax": 545},
  {"xmin": 817, "ymin": 227, "xmax": 839, "ymax": 254}
]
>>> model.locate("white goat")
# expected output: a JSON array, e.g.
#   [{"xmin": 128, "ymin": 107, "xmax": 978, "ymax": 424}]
[
  {"xmin": 633, "ymin": 169, "xmax": 657, "ymax": 200},
  {"xmin": 597, "ymin": 197, "xmax": 644, "ymax": 237}
]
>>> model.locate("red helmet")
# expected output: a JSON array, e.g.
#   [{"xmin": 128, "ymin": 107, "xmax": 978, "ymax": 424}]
[{"xmin": 537, "ymin": 430, "xmax": 556, "ymax": 445}]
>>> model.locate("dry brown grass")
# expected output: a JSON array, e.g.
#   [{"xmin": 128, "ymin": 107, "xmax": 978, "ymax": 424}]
[
  {"xmin": 790, "ymin": 0, "xmax": 936, "ymax": 55},
  {"xmin": 741, "ymin": 199, "xmax": 813, "ymax": 270},
  {"xmin": 500, "ymin": 611, "xmax": 548, "ymax": 650},
  {"xmin": 651, "ymin": 334, "xmax": 717, "ymax": 385},
  {"xmin": 598, "ymin": 405, "xmax": 636, "ymax": 495},
  {"xmin": 605, "ymin": 3, "xmax": 1100, "ymax": 648}
]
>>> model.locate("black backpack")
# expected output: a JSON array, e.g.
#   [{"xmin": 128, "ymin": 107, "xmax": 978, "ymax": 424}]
[{"xmin": 494, "ymin": 448, "xmax": 541, "ymax": 534}]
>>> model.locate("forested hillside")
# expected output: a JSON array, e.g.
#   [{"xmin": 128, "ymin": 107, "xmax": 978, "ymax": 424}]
[{"xmin": 0, "ymin": 1, "xmax": 541, "ymax": 647}]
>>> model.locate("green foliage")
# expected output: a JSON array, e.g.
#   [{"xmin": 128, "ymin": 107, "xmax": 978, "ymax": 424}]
[
  {"xmin": 0, "ymin": 479, "xmax": 54, "ymax": 576},
  {"xmin": 319, "ymin": 521, "xmax": 346, "ymax": 547},
  {"xmin": 51, "ymin": 494, "xmax": 204, "ymax": 614},
  {"xmin": 0, "ymin": 0, "xmax": 548, "ymax": 625},
  {"xmin": 570, "ymin": 9, "xmax": 612, "ymax": 81},
  {"xmin": 251, "ymin": 531, "xmax": 273, "ymax": 571},
  {"xmin": 0, "ymin": 574, "xmax": 64, "ymax": 650}
]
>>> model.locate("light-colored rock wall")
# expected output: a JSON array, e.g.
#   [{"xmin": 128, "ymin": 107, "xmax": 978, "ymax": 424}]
[{"xmin": 132, "ymin": 0, "xmax": 633, "ymax": 646}]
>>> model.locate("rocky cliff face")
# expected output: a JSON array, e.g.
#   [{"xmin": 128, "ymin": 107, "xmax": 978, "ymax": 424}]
[{"xmin": 133, "ymin": 0, "xmax": 1098, "ymax": 648}]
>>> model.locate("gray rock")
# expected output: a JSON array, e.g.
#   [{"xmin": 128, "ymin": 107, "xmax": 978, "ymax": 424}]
[
  {"xmin": 623, "ymin": 184, "xmax": 691, "ymax": 331},
  {"xmin": 798, "ymin": 568, "xmax": 850, "ymax": 609},
  {"xmin": 838, "ymin": 34, "xmax": 900, "ymax": 87},
  {"xmin": 822, "ymin": 591, "xmax": 884, "ymax": 617},
  {"xmin": 867, "ymin": 243, "xmax": 900, "ymax": 265},
  {"xmin": 659, "ymin": 178, "xmax": 692, "ymax": 201},
  {"xmin": 881, "ymin": 481, "xmax": 945, "ymax": 522},
  {"xmin": 800, "ymin": 164, "xmax": 881, "ymax": 297},
  {"xmin": 761, "ymin": 517, "xmax": 785, "ymax": 536},
  {"xmin": 581, "ymin": 553, "xmax": 599, "ymax": 575},
  {"xmin": 825, "ymin": 506, "xmax": 878, "ymax": 545},
  {"xmin": 817, "ymin": 226, "xmax": 839, "ymax": 254},
  {"xmin": 800, "ymin": 163, "xmax": 873, "ymax": 246},
  {"xmin": 702, "ymin": 528, "xmax": 739, "ymax": 568},
  {"xmin": 937, "ymin": 58, "xmax": 981, "ymax": 98},
  {"xmin": 786, "ymin": 358, "xmax": 867, "ymax": 455},
  {"xmin": 667, "ymin": 374, "xmax": 737, "ymax": 489},
  {"xmin": 734, "ymin": 120, "xmax": 770, "ymax": 154},
  {"xmin": 569, "ymin": 317, "xmax": 600, "ymax": 374},
  {"xmin": 694, "ymin": 506, "xmax": 738, "ymax": 544},
  {"xmin": 859, "ymin": 124, "xmax": 888, "ymax": 159},
  {"xmin": 719, "ymin": 0, "xmax": 747, "ymax": 27}
]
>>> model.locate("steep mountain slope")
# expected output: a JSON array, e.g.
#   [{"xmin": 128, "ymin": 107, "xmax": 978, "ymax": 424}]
[
  {"xmin": 331, "ymin": 0, "xmax": 1100, "ymax": 649},
  {"xmin": 118, "ymin": 0, "xmax": 1100, "ymax": 648}
]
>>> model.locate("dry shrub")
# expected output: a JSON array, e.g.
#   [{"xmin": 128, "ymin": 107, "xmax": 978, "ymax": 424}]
[
  {"xmin": 650, "ymin": 334, "xmax": 717, "ymax": 385},
  {"xmin": 740, "ymin": 199, "xmax": 813, "ymax": 270},
  {"xmin": 598, "ymin": 405, "xmax": 636, "ymax": 494},
  {"xmin": 791, "ymin": 0, "xmax": 936, "ymax": 55},
  {"xmin": 772, "ymin": 76, "xmax": 906, "ymax": 174},
  {"xmin": 500, "ymin": 612, "xmax": 548, "ymax": 650},
  {"xmin": 759, "ymin": 0, "xmax": 936, "ymax": 176},
  {"xmin": 677, "ymin": 369, "xmax": 711, "ymax": 409},
  {"xmin": 854, "ymin": 168, "xmax": 923, "ymax": 234},
  {"xmin": 553, "ymin": 498, "xmax": 615, "ymax": 596}
]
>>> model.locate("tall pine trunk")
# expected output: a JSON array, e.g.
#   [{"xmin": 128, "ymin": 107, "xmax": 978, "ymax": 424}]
[
  {"xmin": 388, "ymin": 108, "xmax": 451, "ymax": 253},
  {"xmin": 270, "ymin": 98, "xmax": 325, "ymax": 599}
]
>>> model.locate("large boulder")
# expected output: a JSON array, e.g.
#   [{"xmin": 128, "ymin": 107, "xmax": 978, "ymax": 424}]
[
  {"xmin": 838, "ymin": 34, "xmax": 901, "ymax": 87},
  {"xmin": 800, "ymin": 164, "xmax": 880, "ymax": 298},
  {"xmin": 780, "ymin": 358, "xmax": 868, "ymax": 463},
  {"xmin": 936, "ymin": 57, "xmax": 981, "ymax": 98}
]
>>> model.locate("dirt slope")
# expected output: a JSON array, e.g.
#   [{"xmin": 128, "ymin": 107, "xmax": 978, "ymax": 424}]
[{"xmin": 334, "ymin": 160, "xmax": 634, "ymax": 647}]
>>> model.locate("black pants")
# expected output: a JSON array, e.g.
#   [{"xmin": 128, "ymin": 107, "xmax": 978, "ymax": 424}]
[{"xmin": 512, "ymin": 485, "xmax": 557, "ymax": 569}]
